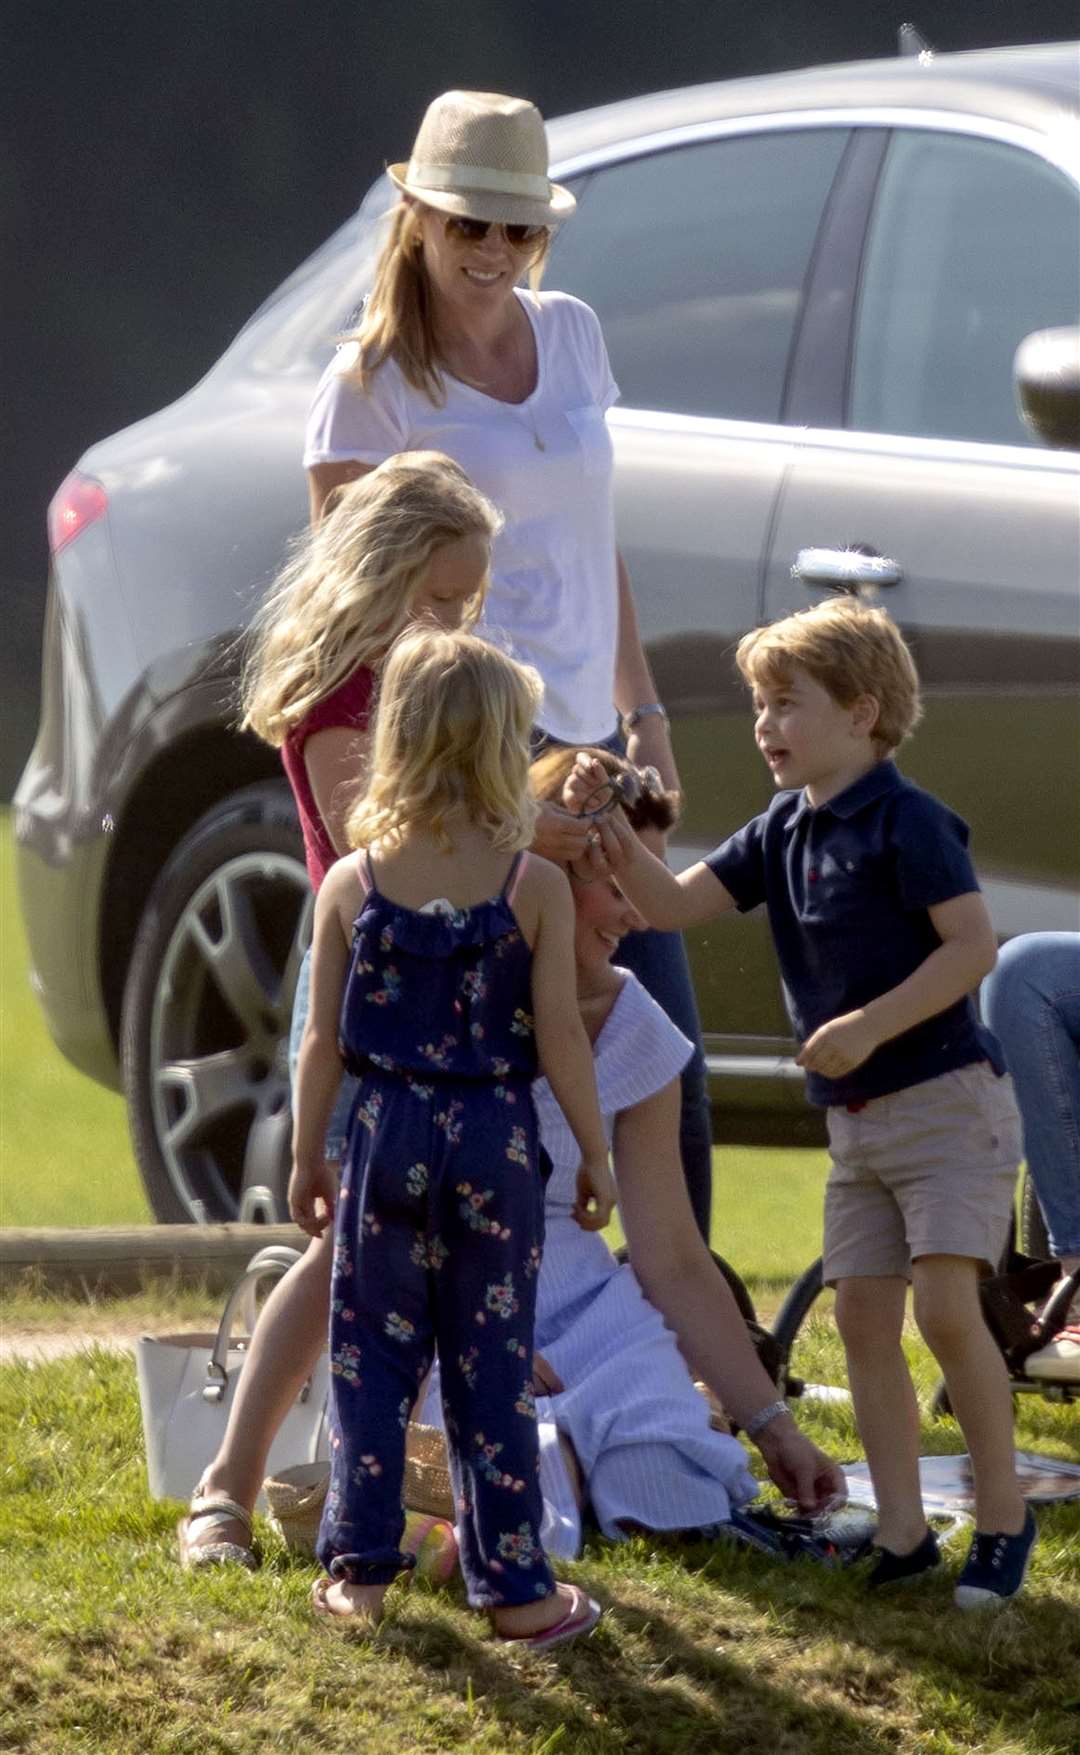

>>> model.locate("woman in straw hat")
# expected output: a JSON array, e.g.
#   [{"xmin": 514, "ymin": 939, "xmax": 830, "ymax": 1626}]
[{"xmin": 304, "ymin": 89, "xmax": 713, "ymax": 1243}]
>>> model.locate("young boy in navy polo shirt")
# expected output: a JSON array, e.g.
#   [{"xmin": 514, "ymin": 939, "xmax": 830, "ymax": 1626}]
[{"xmin": 590, "ymin": 596, "xmax": 1035, "ymax": 1608}]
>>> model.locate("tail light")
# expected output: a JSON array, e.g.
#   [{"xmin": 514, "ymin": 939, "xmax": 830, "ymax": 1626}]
[{"xmin": 48, "ymin": 471, "xmax": 108, "ymax": 556}]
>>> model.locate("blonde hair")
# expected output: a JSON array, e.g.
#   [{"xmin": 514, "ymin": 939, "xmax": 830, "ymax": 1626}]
[
  {"xmin": 348, "ymin": 627, "xmax": 542, "ymax": 853},
  {"xmin": 735, "ymin": 596, "xmax": 922, "ymax": 753},
  {"xmin": 240, "ymin": 452, "xmax": 500, "ymax": 746},
  {"xmin": 344, "ymin": 201, "xmax": 549, "ymax": 404}
]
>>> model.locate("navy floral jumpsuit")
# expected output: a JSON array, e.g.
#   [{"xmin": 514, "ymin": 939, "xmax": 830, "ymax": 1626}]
[{"xmin": 316, "ymin": 850, "xmax": 556, "ymax": 1607}]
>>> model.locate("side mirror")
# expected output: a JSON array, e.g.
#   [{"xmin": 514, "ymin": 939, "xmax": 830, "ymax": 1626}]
[{"xmin": 1013, "ymin": 326, "xmax": 1080, "ymax": 451}]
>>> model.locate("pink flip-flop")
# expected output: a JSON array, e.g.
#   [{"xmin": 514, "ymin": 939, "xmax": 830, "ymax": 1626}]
[{"xmin": 496, "ymin": 1584, "xmax": 602, "ymax": 1651}]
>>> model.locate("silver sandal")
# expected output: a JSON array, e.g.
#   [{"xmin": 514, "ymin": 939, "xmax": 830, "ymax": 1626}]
[{"xmin": 178, "ymin": 1488, "xmax": 258, "ymax": 1570}]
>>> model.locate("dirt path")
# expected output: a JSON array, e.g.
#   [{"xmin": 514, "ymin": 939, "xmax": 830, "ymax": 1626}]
[{"xmin": 0, "ymin": 1327, "xmax": 142, "ymax": 1364}]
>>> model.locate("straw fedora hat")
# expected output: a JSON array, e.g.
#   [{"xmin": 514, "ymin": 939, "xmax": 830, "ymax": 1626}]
[{"xmin": 387, "ymin": 90, "xmax": 576, "ymax": 228}]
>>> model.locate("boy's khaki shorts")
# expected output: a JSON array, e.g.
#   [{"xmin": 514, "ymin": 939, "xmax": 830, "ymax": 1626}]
[{"xmin": 823, "ymin": 1061, "xmax": 1022, "ymax": 1283}]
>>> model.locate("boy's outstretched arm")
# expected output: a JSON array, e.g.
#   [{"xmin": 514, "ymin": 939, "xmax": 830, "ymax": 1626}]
[
  {"xmin": 798, "ymin": 891, "xmax": 998, "ymax": 1080},
  {"xmin": 527, "ymin": 861, "xmax": 616, "ymax": 1231},
  {"xmin": 596, "ymin": 807, "xmax": 737, "ymax": 930}
]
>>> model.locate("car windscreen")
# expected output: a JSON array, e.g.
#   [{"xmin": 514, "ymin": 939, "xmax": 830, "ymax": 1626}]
[{"xmin": 216, "ymin": 175, "xmax": 397, "ymax": 378}]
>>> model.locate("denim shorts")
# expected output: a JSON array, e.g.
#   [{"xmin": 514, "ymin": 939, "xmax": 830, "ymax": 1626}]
[{"xmin": 289, "ymin": 947, "xmax": 359, "ymax": 1163}]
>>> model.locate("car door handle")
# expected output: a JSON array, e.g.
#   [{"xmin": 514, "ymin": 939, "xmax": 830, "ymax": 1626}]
[{"xmin": 792, "ymin": 547, "xmax": 903, "ymax": 592}]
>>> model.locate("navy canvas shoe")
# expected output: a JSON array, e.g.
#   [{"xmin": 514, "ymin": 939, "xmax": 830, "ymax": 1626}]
[
  {"xmin": 851, "ymin": 1527, "xmax": 942, "ymax": 1589},
  {"xmin": 954, "ymin": 1508, "xmax": 1037, "ymax": 1609}
]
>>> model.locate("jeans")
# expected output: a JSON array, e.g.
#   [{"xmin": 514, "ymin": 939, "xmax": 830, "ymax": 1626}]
[
  {"xmin": 614, "ymin": 925, "xmax": 713, "ymax": 1241},
  {"xmin": 982, "ymin": 932, "xmax": 1080, "ymax": 1258},
  {"xmin": 289, "ymin": 947, "xmax": 359, "ymax": 1162}
]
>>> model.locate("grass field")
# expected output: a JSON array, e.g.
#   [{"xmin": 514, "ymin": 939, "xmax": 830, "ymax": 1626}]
[
  {"xmin": 1, "ymin": 812, "xmax": 149, "ymax": 1227},
  {"xmin": 2, "ymin": 1323, "xmax": 1078, "ymax": 1754}
]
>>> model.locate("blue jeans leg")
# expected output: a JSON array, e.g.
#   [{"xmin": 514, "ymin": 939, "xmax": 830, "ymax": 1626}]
[
  {"xmin": 615, "ymin": 926, "xmax": 713, "ymax": 1241},
  {"xmin": 289, "ymin": 946, "xmax": 359, "ymax": 1161},
  {"xmin": 982, "ymin": 933, "xmax": 1080, "ymax": 1258}
]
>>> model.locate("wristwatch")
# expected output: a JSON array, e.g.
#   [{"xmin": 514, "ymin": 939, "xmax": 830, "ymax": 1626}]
[{"xmin": 621, "ymin": 701, "xmax": 669, "ymax": 736}]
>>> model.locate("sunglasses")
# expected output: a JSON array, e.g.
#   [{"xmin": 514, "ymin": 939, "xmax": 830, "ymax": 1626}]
[
  {"xmin": 578, "ymin": 765, "xmax": 665, "ymax": 821},
  {"xmin": 442, "ymin": 214, "xmax": 549, "ymax": 249}
]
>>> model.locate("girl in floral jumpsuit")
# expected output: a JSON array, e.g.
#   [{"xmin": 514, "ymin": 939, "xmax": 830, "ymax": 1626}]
[{"xmin": 289, "ymin": 625, "xmax": 614, "ymax": 1641}]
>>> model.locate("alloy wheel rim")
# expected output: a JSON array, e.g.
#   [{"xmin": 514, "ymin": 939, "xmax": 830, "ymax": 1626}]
[{"xmin": 148, "ymin": 851, "xmax": 312, "ymax": 1221}]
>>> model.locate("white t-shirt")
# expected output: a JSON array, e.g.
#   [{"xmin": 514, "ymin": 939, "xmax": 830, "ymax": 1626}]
[{"xmin": 304, "ymin": 290, "xmax": 620, "ymax": 744}]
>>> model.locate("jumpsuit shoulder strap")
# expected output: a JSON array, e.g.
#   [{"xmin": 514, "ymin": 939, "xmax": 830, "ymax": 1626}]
[
  {"xmin": 354, "ymin": 848, "xmax": 376, "ymax": 898},
  {"xmin": 502, "ymin": 850, "xmax": 530, "ymax": 907}
]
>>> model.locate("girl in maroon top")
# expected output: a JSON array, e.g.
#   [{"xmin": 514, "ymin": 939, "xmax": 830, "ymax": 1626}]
[
  {"xmin": 179, "ymin": 452, "xmax": 500, "ymax": 1568},
  {"xmin": 244, "ymin": 450, "xmax": 500, "ymax": 893}
]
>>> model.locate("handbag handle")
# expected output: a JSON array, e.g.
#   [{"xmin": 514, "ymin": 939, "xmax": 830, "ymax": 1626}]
[
  {"xmin": 203, "ymin": 1244, "xmax": 304, "ymax": 1403},
  {"xmin": 237, "ymin": 1245, "xmax": 307, "ymax": 1334}
]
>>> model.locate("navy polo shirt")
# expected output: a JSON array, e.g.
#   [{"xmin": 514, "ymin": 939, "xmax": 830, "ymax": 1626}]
[{"xmin": 706, "ymin": 761, "xmax": 1003, "ymax": 1107}]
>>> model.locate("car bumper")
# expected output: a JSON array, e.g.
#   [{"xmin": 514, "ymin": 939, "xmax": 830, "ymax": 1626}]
[
  {"xmin": 13, "ymin": 559, "xmax": 123, "ymax": 1089},
  {"xmin": 14, "ymin": 810, "xmax": 118, "ymax": 1088}
]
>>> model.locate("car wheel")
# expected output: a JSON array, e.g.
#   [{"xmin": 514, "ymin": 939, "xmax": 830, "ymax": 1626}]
[{"xmin": 121, "ymin": 782, "xmax": 312, "ymax": 1224}]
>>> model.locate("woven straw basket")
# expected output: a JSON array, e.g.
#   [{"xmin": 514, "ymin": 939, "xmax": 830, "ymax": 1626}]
[
  {"xmin": 263, "ymin": 1423, "xmax": 454, "ymax": 1557},
  {"xmin": 263, "ymin": 1459, "xmax": 329, "ymax": 1557},
  {"xmin": 403, "ymin": 1421, "xmax": 455, "ymax": 1519}
]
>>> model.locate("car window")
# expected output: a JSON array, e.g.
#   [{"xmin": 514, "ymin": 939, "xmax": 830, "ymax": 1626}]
[
  {"xmin": 850, "ymin": 131, "xmax": 1080, "ymax": 447},
  {"xmin": 546, "ymin": 129, "xmax": 850, "ymax": 423},
  {"xmin": 239, "ymin": 178, "xmax": 397, "ymax": 376}
]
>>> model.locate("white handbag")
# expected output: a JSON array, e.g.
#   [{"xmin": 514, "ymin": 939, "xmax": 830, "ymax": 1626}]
[{"xmin": 135, "ymin": 1244, "xmax": 330, "ymax": 1505}]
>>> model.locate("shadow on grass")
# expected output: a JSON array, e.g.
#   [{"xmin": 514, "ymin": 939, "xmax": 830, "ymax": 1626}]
[
  {"xmin": 196, "ymin": 1469, "xmax": 1080, "ymax": 1752},
  {"xmin": 679, "ymin": 1527, "xmax": 1080, "ymax": 1744},
  {"xmin": 380, "ymin": 1578, "xmax": 899, "ymax": 1755}
]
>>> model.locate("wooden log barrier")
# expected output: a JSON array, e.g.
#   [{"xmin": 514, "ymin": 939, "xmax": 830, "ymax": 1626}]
[{"xmin": 0, "ymin": 1224, "xmax": 308, "ymax": 1298}]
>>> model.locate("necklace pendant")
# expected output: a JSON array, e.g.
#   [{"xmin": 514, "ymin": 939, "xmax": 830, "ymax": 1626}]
[{"xmin": 533, "ymin": 432, "xmax": 546, "ymax": 452}]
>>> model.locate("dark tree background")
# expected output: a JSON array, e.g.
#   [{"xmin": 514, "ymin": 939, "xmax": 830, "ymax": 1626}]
[{"xmin": 3, "ymin": 1, "xmax": 1075, "ymax": 792}]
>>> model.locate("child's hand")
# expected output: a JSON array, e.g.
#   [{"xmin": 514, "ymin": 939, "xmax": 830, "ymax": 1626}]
[
  {"xmin": 594, "ymin": 807, "xmax": 638, "ymax": 873},
  {"xmin": 562, "ymin": 753, "xmax": 609, "ymax": 815},
  {"xmin": 288, "ymin": 1157, "xmax": 336, "ymax": 1237},
  {"xmin": 573, "ymin": 1156, "xmax": 617, "ymax": 1231},
  {"xmin": 797, "ymin": 1009, "xmax": 881, "ymax": 1079}
]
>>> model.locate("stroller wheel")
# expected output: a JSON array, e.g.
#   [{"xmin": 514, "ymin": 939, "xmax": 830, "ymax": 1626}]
[{"xmin": 770, "ymin": 1258, "xmax": 831, "ymax": 1398}]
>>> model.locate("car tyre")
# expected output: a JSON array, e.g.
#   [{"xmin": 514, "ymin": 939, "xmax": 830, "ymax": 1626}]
[{"xmin": 121, "ymin": 782, "xmax": 312, "ymax": 1224}]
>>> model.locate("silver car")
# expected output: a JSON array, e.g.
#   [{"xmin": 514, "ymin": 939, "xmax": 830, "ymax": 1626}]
[{"xmin": 16, "ymin": 41, "xmax": 1080, "ymax": 1223}]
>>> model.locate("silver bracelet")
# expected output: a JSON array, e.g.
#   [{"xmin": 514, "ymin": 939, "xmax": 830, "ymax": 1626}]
[
  {"xmin": 744, "ymin": 1398, "xmax": 789, "ymax": 1441},
  {"xmin": 621, "ymin": 701, "xmax": 669, "ymax": 734}
]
